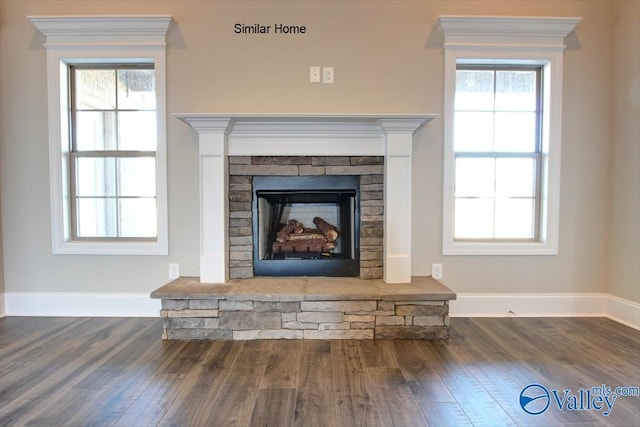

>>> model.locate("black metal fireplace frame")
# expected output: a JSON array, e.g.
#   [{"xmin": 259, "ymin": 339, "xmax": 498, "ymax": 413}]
[{"xmin": 252, "ymin": 175, "xmax": 360, "ymax": 277}]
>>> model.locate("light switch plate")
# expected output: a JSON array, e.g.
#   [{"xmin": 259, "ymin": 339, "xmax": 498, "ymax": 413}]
[{"xmin": 322, "ymin": 66, "xmax": 334, "ymax": 84}]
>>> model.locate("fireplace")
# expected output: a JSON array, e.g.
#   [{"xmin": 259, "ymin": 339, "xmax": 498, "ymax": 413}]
[
  {"xmin": 253, "ymin": 175, "xmax": 360, "ymax": 277},
  {"xmin": 175, "ymin": 114, "xmax": 435, "ymax": 283},
  {"xmin": 228, "ymin": 156, "xmax": 383, "ymax": 279}
]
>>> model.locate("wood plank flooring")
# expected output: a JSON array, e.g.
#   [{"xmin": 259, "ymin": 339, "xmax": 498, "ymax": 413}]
[{"xmin": 1, "ymin": 317, "xmax": 638, "ymax": 426}]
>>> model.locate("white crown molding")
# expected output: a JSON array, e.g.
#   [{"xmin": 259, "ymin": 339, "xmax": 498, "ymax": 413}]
[
  {"xmin": 435, "ymin": 15, "xmax": 582, "ymax": 49},
  {"xmin": 28, "ymin": 15, "xmax": 172, "ymax": 36},
  {"xmin": 28, "ymin": 15, "xmax": 172, "ymax": 48}
]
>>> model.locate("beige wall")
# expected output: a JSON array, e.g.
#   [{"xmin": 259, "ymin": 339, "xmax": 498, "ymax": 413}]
[
  {"xmin": 609, "ymin": 0, "xmax": 640, "ymax": 303},
  {"xmin": 0, "ymin": 0, "xmax": 632, "ymax": 299}
]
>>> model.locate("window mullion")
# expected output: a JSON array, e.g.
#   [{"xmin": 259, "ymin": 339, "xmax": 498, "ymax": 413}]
[
  {"xmin": 69, "ymin": 152, "xmax": 80, "ymax": 240},
  {"xmin": 69, "ymin": 67, "xmax": 79, "ymax": 240},
  {"xmin": 70, "ymin": 151, "xmax": 156, "ymax": 158},
  {"xmin": 114, "ymin": 70, "xmax": 120, "ymax": 237},
  {"xmin": 455, "ymin": 152, "xmax": 541, "ymax": 159}
]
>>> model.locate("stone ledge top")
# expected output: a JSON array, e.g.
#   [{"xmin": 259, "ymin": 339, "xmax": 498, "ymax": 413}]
[{"xmin": 150, "ymin": 276, "xmax": 456, "ymax": 302}]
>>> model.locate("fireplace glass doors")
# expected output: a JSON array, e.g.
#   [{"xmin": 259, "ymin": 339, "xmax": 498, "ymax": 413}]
[{"xmin": 252, "ymin": 175, "xmax": 360, "ymax": 277}]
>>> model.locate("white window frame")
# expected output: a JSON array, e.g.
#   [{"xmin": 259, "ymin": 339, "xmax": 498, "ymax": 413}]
[
  {"xmin": 29, "ymin": 15, "xmax": 171, "ymax": 255},
  {"xmin": 436, "ymin": 15, "xmax": 581, "ymax": 255}
]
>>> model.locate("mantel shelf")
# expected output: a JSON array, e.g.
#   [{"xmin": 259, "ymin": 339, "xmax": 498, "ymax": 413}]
[{"xmin": 174, "ymin": 113, "xmax": 437, "ymax": 135}]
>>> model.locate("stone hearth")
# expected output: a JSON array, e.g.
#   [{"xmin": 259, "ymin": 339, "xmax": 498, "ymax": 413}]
[{"xmin": 151, "ymin": 276, "xmax": 456, "ymax": 340}]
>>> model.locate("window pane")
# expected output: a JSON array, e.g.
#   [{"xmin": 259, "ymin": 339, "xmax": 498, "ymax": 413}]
[
  {"xmin": 455, "ymin": 70, "xmax": 494, "ymax": 111},
  {"xmin": 494, "ymin": 112, "xmax": 537, "ymax": 152},
  {"xmin": 118, "ymin": 111, "xmax": 157, "ymax": 150},
  {"xmin": 76, "ymin": 197, "xmax": 118, "ymax": 237},
  {"xmin": 495, "ymin": 70, "xmax": 537, "ymax": 111},
  {"xmin": 119, "ymin": 158, "xmax": 156, "ymax": 197},
  {"xmin": 454, "ymin": 112, "xmax": 494, "ymax": 151},
  {"xmin": 75, "ymin": 69, "xmax": 116, "ymax": 110},
  {"xmin": 495, "ymin": 198, "xmax": 535, "ymax": 238},
  {"xmin": 76, "ymin": 157, "xmax": 116, "ymax": 197},
  {"xmin": 117, "ymin": 69, "xmax": 156, "ymax": 110},
  {"xmin": 496, "ymin": 158, "xmax": 535, "ymax": 197},
  {"xmin": 70, "ymin": 64, "xmax": 159, "ymax": 241},
  {"xmin": 119, "ymin": 199, "xmax": 157, "ymax": 237},
  {"xmin": 75, "ymin": 111, "xmax": 117, "ymax": 151},
  {"xmin": 455, "ymin": 158, "xmax": 495, "ymax": 197},
  {"xmin": 454, "ymin": 198, "xmax": 494, "ymax": 239}
]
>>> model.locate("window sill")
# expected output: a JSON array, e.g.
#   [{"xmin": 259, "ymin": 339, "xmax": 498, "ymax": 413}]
[
  {"xmin": 443, "ymin": 240, "xmax": 558, "ymax": 256},
  {"xmin": 53, "ymin": 240, "xmax": 168, "ymax": 256}
]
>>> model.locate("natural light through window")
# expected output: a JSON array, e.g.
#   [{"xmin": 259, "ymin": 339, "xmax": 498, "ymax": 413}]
[
  {"xmin": 71, "ymin": 65, "xmax": 158, "ymax": 240},
  {"xmin": 453, "ymin": 67, "xmax": 541, "ymax": 241}
]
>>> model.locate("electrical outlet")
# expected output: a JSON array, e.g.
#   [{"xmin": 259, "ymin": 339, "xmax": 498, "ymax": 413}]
[
  {"xmin": 431, "ymin": 263, "xmax": 443, "ymax": 280},
  {"xmin": 309, "ymin": 66, "xmax": 320, "ymax": 83},
  {"xmin": 168, "ymin": 263, "xmax": 180, "ymax": 280}
]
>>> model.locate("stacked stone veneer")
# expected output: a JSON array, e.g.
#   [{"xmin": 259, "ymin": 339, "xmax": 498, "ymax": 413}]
[
  {"xmin": 161, "ymin": 298, "xmax": 449, "ymax": 340},
  {"xmin": 228, "ymin": 156, "xmax": 384, "ymax": 280}
]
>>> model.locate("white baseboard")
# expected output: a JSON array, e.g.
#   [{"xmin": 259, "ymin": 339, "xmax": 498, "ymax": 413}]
[
  {"xmin": 4, "ymin": 292, "xmax": 160, "ymax": 317},
  {"xmin": 450, "ymin": 293, "xmax": 639, "ymax": 330},
  {"xmin": 449, "ymin": 293, "xmax": 608, "ymax": 317},
  {"xmin": 606, "ymin": 295, "xmax": 640, "ymax": 330},
  {"xmin": 2, "ymin": 292, "xmax": 638, "ymax": 330}
]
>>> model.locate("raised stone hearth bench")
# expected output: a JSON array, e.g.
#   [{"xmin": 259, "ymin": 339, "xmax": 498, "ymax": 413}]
[{"xmin": 150, "ymin": 276, "xmax": 456, "ymax": 340}]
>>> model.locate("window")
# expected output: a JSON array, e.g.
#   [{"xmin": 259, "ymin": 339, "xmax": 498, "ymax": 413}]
[
  {"xmin": 70, "ymin": 65, "xmax": 157, "ymax": 240},
  {"xmin": 436, "ymin": 15, "xmax": 581, "ymax": 255},
  {"xmin": 29, "ymin": 15, "xmax": 171, "ymax": 254},
  {"xmin": 453, "ymin": 66, "xmax": 542, "ymax": 241}
]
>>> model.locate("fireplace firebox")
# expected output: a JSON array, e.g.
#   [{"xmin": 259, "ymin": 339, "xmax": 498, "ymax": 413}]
[{"xmin": 252, "ymin": 175, "xmax": 360, "ymax": 277}]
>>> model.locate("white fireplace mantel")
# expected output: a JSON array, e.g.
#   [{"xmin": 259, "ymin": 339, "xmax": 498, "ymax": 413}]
[{"xmin": 175, "ymin": 113, "xmax": 436, "ymax": 284}]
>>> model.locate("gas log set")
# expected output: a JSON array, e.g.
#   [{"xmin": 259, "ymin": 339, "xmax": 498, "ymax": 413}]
[{"xmin": 273, "ymin": 217, "xmax": 339, "ymax": 254}]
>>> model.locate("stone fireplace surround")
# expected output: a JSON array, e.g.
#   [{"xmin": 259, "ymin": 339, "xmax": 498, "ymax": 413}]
[{"xmin": 228, "ymin": 155, "xmax": 383, "ymax": 280}]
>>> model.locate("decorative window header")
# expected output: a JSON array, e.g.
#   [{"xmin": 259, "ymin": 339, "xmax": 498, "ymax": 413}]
[
  {"xmin": 28, "ymin": 15, "xmax": 172, "ymax": 48},
  {"xmin": 435, "ymin": 15, "xmax": 581, "ymax": 50}
]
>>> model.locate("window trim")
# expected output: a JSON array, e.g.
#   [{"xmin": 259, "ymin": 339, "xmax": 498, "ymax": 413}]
[
  {"xmin": 436, "ymin": 15, "xmax": 581, "ymax": 255},
  {"xmin": 29, "ymin": 15, "xmax": 171, "ymax": 255}
]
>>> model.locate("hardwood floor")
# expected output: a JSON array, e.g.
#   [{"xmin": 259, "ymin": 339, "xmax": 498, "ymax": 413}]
[{"xmin": 1, "ymin": 317, "xmax": 638, "ymax": 426}]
